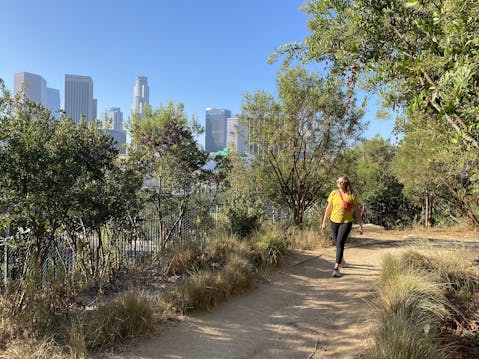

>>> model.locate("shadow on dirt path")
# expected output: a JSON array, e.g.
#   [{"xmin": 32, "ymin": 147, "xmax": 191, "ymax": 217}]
[{"xmin": 98, "ymin": 228, "xmax": 478, "ymax": 359}]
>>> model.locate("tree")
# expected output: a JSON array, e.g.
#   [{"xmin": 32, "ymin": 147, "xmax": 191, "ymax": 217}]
[
  {"xmin": 338, "ymin": 136, "xmax": 419, "ymax": 228},
  {"xmin": 0, "ymin": 79, "xmax": 141, "ymax": 290},
  {"xmin": 128, "ymin": 101, "xmax": 209, "ymax": 247},
  {"xmin": 391, "ymin": 113, "xmax": 479, "ymax": 227},
  {"xmin": 273, "ymin": 0, "xmax": 479, "ymax": 148},
  {"xmin": 241, "ymin": 67, "xmax": 365, "ymax": 225}
]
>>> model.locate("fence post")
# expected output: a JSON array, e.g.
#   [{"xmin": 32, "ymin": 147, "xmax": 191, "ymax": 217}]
[{"xmin": 3, "ymin": 227, "xmax": 9, "ymax": 290}]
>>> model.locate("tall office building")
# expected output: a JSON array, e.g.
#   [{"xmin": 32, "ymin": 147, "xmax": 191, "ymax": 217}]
[
  {"xmin": 226, "ymin": 115, "xmax": 247, "ymax": 153},
  {"xmin": 14, "ymin": 72, "xmax": 47, "ymax": 106},
  {"xmin": 64, "ymin": 74, "xmax": 97, "ymax": 124},
  {"xmin": 100, "ymin": 107, "xmax": 126, "ymax": 154},
  {"xmin": 131, "ymin": 76, "xmax": 149, "ymax": 118},
  {"xmin": 205, "ymin": 108, "xmax": 231, "ymax": 153},
  {"xmin": 100, "ymin": 107, "xmax": 123, "ymax": 131},
  {"xmin": 47, "ymin": 87, "xmax": 61, "ymax": 119}
]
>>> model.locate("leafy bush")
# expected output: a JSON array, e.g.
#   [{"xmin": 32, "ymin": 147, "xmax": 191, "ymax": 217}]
[{"xmin": 225, "ymin": 202, "xmax": 261, "ymax": 238}]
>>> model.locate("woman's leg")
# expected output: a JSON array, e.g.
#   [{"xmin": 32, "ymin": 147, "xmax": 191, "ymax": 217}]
[
  {"xmin": 330, "ymin": 221, "xmax": 340, "ymax": 269},
  {"xmin": 335, "ymin": 222, "xmax": 352, "ymax": 265}
]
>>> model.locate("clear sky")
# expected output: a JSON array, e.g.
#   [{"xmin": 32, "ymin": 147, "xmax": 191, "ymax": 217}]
[{"xmin": 0, "ymin": 0, "xmax": 395, "ymax": 145}]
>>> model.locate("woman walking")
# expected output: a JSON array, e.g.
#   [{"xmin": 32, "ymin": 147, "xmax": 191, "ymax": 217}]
[{"xmin": 321, "ymin": 176, "xmax": 363, "ymax": 277}]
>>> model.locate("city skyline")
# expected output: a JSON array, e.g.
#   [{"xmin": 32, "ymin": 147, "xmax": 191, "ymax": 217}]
[{"xmin": 0, "ymin": 0, "xmax": 396, "ymax": 146}]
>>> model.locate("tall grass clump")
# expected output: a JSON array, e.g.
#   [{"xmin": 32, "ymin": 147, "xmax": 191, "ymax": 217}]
[
  {"xmin": 0, "ymin": 337, "xmax": 77, "ymax": 359},
  {"xmin": 205, "ymin": 232, "xmax": 253, "ymax": 268},
  {"xmin": 365, "ymin": 240, "xmax": 479, "ymax": 358},
  {"xmin": 250, "ymin": 224, "xmax": 288, "ymax": 268},
  {"xmin": 364, "ymin": 309, "xmax": 448, "ymax": 359},
  {"xmin": 376, "ymin": 254, "xmax": 449, "ymax": 322},
  {"xmin": 68, "ymin": 291, "xmax": 154, "ymax": 352},
  {"xmin": 401, "ymin": 241, "xmax": 478, "ymax": 292},
  {"xmin": 160, "ymin": 254, "xmax": 254, "ymax": 313},
  {"xmin": 286, "ymin": 226, "xmax": 332, "ymax": 250},
  {"xmin": 163, "ymin": 239, "xmax": 204, "ymax": 276}
]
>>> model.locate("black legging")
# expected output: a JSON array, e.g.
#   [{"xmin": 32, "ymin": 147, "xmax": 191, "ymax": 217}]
[{"xmin": 330, "ymin": 221, "xmax": 352, "ymax": 265}]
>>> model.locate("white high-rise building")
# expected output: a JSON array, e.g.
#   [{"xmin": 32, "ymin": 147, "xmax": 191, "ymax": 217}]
[
  {"xmin": 101, "ymin": 107, "xmax": 123, "ymax": 131},
  {"xmin": 14, "ymin": 72, "xmax": 47, "ymax": 106},
  {"xmin": 131, "ymin": 76, "xmax": 149, "ymax": 118},
  {"xmin": 64, "ymin": 74, "xmax": 97, "ymax": 124}
]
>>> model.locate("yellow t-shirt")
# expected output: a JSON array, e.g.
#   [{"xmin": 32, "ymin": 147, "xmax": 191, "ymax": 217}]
[{"xmin": 327, "ymin": 189, "xmax": 359, "ymax": 223}]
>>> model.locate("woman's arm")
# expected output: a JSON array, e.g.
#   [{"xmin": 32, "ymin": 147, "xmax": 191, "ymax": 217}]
[
  {"xmin": 353, "ymin": 202, "xmax": 363, "ymax": 235},
  {"xmin": 321, "ymin": 202, "xmax": 333, "ymax": 230}
]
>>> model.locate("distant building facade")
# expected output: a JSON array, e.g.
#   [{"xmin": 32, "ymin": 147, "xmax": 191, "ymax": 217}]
[
  {"xmin": 14, "ymin": 72, "xmax": 47, "ymax": 106},
  {"xmin": 14, "ymin": 72, "xmax": 61, "ymax": 119},
  {"xmin": 131, "ymin": 76, "xmax": 149, "ymax": 119},
  {"xmin": 104, "ymin": 129, "xmax": 127, "ymax": 154},
  {"xmin": 47, "ymin": 87, "xmax": 61, "ymax": 119},
  {"xmin": 101, "ymin": 107, "xmax": 123, "ymax": 131},
  {"xmin": 205, "ymin": 108, "xmax": 231, "ymax": 153},
  {"xmin": 226, "ymin": 115, "xmax": 247, "ymax": 153},
  {"xmin": 64, "ymin": 74, "xmax": 97, "ymax": 123},
  {"xmin": 100, "ymin": 107, "xmax": 126, "ymax": 154}
]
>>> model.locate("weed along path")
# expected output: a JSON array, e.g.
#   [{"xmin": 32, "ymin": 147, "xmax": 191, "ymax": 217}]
[{"xmin": 99, "ymin": 227, "xmax": 479, "ymax": 359}]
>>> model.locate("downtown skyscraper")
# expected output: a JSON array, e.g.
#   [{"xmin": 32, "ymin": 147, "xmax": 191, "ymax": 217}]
[
  {"xmin": 205, "ymin": 108, "xmax": 232, "ymax": 153},
  {"xmin": 14, "ymin": 72, "xmax": 47, "ymax": 105},
  {"xmin": 14, "ymin": 72, "xmax": 61, "ymax": 118},
  {"xmin": 100, "ymin": 107, "xmax": 126, "ymax": 154},
  {"xmin": 131, "ymin": 76, "xmax": 149, "ymax": 119},
  {"xmin": 64, "ymin": 74, "xmax": 97, "ymax": 124}
]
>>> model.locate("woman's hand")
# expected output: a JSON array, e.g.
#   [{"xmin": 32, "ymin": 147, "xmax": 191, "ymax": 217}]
[
  {"xmin": 358, "ymin": 224, "xmax": 363, "ymax": 235},
  {"xmin": 321, "ymin": 222, "xmax": 327, "ymax": 231}
]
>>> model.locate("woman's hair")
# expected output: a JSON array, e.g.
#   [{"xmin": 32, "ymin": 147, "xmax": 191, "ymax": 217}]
[{"xmin": 337, "ymin": 176, "xmax": 353, "ymax": 194}]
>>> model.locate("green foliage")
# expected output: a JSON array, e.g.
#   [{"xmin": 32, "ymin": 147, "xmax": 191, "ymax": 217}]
[
  {"xmin": 225, "ymin": 202, "xmax": 261, "ymax": 238},
  {"xmin": 128, "ymin": 101, "xmax": 212, "ymax": 247},
  {"xmin": 241, "ymin": 67, "xmax": 365, "ymax": 225},
  {"xmin": 391, "ymin": 114, "xmax": 479, "ymax": 227},
  {"xmin": 129, "ymin": 101, "xmax": 208, "ymax": 193},
  {"xmin": 365, "ymin": 309, "xmax": 447, "ymax": 359},
  {"xmin": 337, "ymin": 136, "xmax": 419, "ymax": 228},
  {"xmin": 277, "ymin": 0, "xmax": 479, "ymax": 148},
  {"xmin": 0, "ymin": 80, "xmax": 143, "ymax": 291}
]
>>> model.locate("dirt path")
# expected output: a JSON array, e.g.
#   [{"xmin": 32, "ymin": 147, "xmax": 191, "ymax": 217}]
[{"xmin": 98, "ymin": 227, "xmax": 479, "ymax": 359}]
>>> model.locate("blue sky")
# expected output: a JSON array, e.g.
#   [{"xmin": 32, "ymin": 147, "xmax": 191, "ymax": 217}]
[{"xmin": 0, "ymin": 0, "xmax": 395, "ymax": 145}]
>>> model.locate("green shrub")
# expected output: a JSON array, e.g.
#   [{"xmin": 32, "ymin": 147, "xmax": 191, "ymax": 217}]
[{"xmin": 225, "ymin": 203, "xmax": 261, "ymax": 238}]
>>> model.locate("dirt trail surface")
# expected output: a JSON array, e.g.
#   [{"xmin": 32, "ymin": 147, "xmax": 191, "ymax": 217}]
[{"xmin": 99, "ymin": 226, "xmax": 479, "ymax": 359}]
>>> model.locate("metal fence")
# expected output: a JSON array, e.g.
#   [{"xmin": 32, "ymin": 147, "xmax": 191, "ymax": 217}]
[
  {"xmin": 0, "ymin": 202, "xmax": 293, "ymax": 292},
  {"xmin": 0, "ymin": 203, "xmax": 204, "ymax": 292}
]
